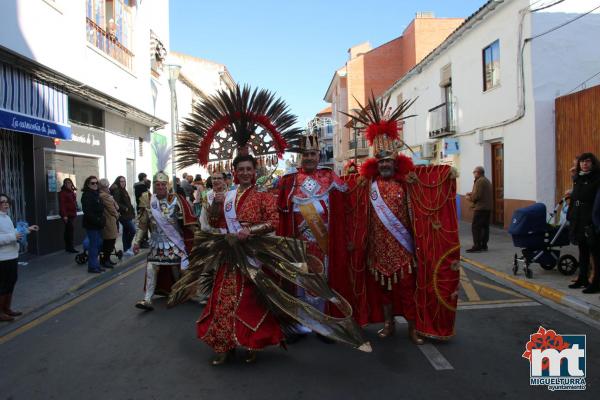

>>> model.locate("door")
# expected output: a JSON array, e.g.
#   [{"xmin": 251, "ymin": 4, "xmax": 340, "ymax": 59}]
[
  {"xmin": 491, "ymin": 143, "xmax": 504, "ymax": 225},
  {"xmin": 126, "ymin": 159, "xmax": 135, "ymax": 196}
]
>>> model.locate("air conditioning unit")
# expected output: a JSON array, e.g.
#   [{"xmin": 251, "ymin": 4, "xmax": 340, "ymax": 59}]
[{"xmin": 421, "ymin": 142, "xmax": 435, "ymax": 159}]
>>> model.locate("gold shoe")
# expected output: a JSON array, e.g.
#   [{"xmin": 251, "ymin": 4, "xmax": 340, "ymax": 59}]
[
  {"xmin": 244, "ymin": 350, "xmax": 257, "ymax": 364},
  {"xmin": 377, "ymin": 321, "xmax": 395, "ymax": 338},
  {"xmin": 211, "ymin": 352, "xmax": 229, "ymax": 366},
  {"xmin": 408, "ymin": 321, "xmax": 424, "ymax": 345}
]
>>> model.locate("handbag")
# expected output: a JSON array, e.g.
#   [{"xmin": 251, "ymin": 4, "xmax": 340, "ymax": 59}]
[{"xmin": 584, "ymin": 225, "xmax": 598, "ymax": 247}]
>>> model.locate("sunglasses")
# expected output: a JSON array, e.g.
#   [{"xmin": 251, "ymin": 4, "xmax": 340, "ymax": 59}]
[
  {"xmin": 0, "ymin": 200, "xmax": 9, "ymax": 204},
  {"xmin": 89, "ymin": 181, "xmax": 98, "ymax": 185}
]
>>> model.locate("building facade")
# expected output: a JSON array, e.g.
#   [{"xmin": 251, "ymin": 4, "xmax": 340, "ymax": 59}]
[
  {"xmin": 0, "ymin": 0, "xmax": 170, "ymax": 254},
  {"xmin": 382, "ymin": 0, "xmax": 600, "ymax": 227},
  {"xmin": 324, "ymin": 13, "xmax": 464, "ymax": 173}
]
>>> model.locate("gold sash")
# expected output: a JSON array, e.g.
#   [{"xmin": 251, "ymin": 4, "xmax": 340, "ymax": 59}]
[{"xmin": 298, "ymin": 202, "xmax": 329, "ymax": 253}]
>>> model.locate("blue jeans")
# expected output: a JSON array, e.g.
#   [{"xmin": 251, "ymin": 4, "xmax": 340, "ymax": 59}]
[
  {"xmin": 86, "ymin": 229, "xmax": 103, "ymax": 270},
  {"xmin": 120, "ymin": 218, "xmax": 136, "ymax": 252}
]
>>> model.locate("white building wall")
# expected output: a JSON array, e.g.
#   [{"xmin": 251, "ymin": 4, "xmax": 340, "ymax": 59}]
[
  {"xmin": 530, "ymin": 2, "xmax": 600, "ymax": 206},
  {"xmin": 388, "ymin": 0, "xmax": 600, "ymax": 219}
]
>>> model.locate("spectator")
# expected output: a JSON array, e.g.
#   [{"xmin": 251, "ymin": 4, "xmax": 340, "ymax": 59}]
[
  {"xmin": 59, "ymin": 178, "xmax": 78, "ymax": 253},
  {"xmin": 81, "ymin": 176, "xmax": 105, "ymax": 273},
  {"xmin": 180, "ymin": 172, "xmax": 193, "ymax": 200},
  {"xmin": 568, "ymin": 152, "xmax": 600, "ymax": 294},
  {"xmin": 98, "ymin": 179, "xmax": 119, "ymax": 269},
  {"xmin": 110, "ymin": 176, "xmax": 136, "ymax": 256},
  {"xmin": 133, "ymin": 173, "xmax": 148, "ymax": 215},
  {"xmin": 0, "ymin": 193, "xmax": 39, "ymax": 322},
  {"xmin": 224, "ymin": 172, "xmax": 234, "ymax": 190},
  {"xmin": 192, "ymin": 177, "xmax": 206, "ymax": 217},
  {"xmin": 175, "ymin": 177, "xmax": 186, "ymax": 197},
  {"xmin": 466, "ymin": 166, "xmax": 493, "ymax": 253}
]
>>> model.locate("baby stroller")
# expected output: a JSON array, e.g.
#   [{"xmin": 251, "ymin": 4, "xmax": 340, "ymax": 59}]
[
  {"xmin": 509, "ymin": 200, "xmax": 578, "ymax": 279},
  {"xmin": 75, "ymin": 236, "xmax": 123, "ymax": 265}
]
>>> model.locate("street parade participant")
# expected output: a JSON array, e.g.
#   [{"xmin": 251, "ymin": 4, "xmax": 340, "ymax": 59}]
[
  {"xmin": 199, "ymin": 171, "xmax": 227, "ymax": 233},
  {"xmin": 277, "ymin": 127, "xmax": 347, "ymax": 338},
  {"xmin": 132, "ymin": 145, "xmax": 197, "ymax": 311},
  {"xmin": 169, "ymin": 85, "xmax": 370, "ymax": 365},
  {"xmin": 329, "ymin": 94, "xmax": 461, "ymax": 342}
]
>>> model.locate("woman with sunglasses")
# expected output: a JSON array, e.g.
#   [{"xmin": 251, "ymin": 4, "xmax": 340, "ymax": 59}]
[
  {"xmin": 81, "ymin": 176, "xmax": 105, "ymax": 273},
  {"xmin": 0, "ymin": 193, "xmax": 39, "ymax": 321}
]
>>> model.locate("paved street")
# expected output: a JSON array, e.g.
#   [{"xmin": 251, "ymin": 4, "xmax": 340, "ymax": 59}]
[{"xmin": 1, "ymin": 261, "xmax": 598, "ymax": 400}]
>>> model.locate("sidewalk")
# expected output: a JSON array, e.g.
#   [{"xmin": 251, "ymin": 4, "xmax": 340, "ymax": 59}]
[
  {"xmin": 459, "ymin": 221, "xmax": 600, "ymax": 322},
  {"xmin": 10, "ymin": 237, "xmax": 146, "ymax": 318}
]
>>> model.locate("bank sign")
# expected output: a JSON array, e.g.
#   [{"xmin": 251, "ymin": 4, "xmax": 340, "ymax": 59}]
[
  {"xmin": 522, "ymin": 326, "xmax": 586, "ymax": 391},
  {"xmin": 0, "ymin": 62, "xmax": 71, "ymax": 140}
]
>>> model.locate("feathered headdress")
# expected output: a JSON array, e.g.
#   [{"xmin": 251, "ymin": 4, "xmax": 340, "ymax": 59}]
[
  {"xmin": 151, "ymin": 141, "xmax": 171, "ymax": 183},
  {"xmin": 176, "ymin": 84, "xmax": 303, "ymax": 173},
  {"xmin": 341, "ymin": 92, "xmax": 417, "ymax": 160}
]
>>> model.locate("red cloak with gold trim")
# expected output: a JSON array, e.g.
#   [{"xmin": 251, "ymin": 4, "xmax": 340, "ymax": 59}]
[{"xmin": 329, "ymin": 165, "xmax": 460, "ymax": 339}]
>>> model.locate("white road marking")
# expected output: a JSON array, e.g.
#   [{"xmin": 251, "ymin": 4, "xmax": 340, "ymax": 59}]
[
  {"xmin": 459, "ymin": 301, "xmax": 541, "ymax": 310},
  {"xmin": 418, "ymin": 343, "xmax": 454, "ymax": 370}
]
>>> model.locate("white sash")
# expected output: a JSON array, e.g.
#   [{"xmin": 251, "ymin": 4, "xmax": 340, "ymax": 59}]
[
  {"xmin": 223, "ymin": 188, "xmax": 261, "ymax": 268},
  {"xmin": 370, "ymin": 181, "xmax": 414, "ymax": 254},
  {"xmin": 224, "ymin": 189, "xmax": 242, "ymax": 233}
]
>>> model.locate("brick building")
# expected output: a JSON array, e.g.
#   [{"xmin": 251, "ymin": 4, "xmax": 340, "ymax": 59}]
[{"xmin": 323, "ymin": 13, "xmax": 463, "ymax": 173}]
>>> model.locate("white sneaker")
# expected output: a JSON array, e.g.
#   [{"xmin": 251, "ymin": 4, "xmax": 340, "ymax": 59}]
[{"xmin": 124, "ymin": 249, "xmax": 134, "ymax": 256}]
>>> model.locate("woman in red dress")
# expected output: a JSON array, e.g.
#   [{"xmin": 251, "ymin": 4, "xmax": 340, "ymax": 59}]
[{"xmin": 197, "ymin": 154, "xmax": 283, "ymax": 365}]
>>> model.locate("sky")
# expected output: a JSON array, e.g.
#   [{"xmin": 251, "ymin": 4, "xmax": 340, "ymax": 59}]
[{"xmin": 169, "ymin": 0, "xmax": 486, "ymax": 128}]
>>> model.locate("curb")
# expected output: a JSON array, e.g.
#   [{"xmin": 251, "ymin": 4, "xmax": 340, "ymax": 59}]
[
  {"xmin": 461, "ymin": 256, "xmax": 600, "ymax": 323},
  {"xmin": 0, "ymin": 251, "xmax": 147, "ymax": 339}
]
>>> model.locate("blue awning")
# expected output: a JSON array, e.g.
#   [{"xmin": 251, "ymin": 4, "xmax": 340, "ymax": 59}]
[{"xmin": 0, "ymin": 62, "xmax": 71, "ymax": 140}]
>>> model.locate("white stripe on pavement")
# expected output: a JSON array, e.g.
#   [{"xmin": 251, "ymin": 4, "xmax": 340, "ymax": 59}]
[
  {"xmin": 459, "ymin": 301, "xmax": 541, "ymax": 310},
  {"xmin": 418, "ymin": 343, "xmax": 454, "ymax": 371}
]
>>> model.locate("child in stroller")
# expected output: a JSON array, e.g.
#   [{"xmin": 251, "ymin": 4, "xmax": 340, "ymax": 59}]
[
  {"xmin": 75, "ymin": 236, "xmax": 123, "ymax": 266},
  {"xmin": 509, "ymin": 199, "xmax": 578, "ymax": 278}
]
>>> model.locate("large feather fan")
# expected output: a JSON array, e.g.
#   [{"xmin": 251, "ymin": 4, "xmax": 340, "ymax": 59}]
[{"xmin": 176, "ymin": 84, "xmax": 303, "ymax": 168}]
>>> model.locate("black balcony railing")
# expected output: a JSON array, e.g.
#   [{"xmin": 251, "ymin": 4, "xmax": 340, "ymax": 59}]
[{"xmin": 428, "ymin": 102, "xmax": 456, "ymax": 138}]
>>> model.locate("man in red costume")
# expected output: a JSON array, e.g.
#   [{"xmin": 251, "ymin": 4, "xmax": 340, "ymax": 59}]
[
  {"xmin": 277, "ymin": 129, "xmax": 346, "ymax": 334},
  {"xmin": 359, "ymin": 146, "xmax": 423, "ymax": 344},
  {"xmin": 197, "ymin": 154, "xmax": 283, "ymax": 365},
  {"xmin": 329, "ymin": 94, "xmax": 460, "ymax": 343}
]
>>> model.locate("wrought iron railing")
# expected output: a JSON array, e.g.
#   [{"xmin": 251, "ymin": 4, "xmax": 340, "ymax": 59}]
[
  {"xmin": 428, "ymin": 102, "xmax": 456, "ymax": 138},
  {"xmin": 86, "ymin": 18, "xmax": 134, "ymax": 70}
]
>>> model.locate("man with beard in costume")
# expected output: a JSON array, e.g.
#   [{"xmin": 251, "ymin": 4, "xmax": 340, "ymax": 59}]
[
  {"xmin": 133, "ymin": 159, "xmax": 197, "ymax": 311},
  {"xmin": 277, "ymin": 128, "xmax": 347, "ymax": 340}
]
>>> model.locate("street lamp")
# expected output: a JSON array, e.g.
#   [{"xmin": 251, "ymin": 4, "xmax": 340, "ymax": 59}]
[{"xmin": 166, "ymin": 63, "xmax": 181, "ymax": 188}]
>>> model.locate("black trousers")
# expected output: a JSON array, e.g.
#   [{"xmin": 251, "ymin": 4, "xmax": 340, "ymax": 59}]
[
  {"xmin": 472, "ymin": 210, "xmax": 491, "ymax": 249},
  {"xmin": 577, "ymin": 241, "xmax": 600, "ymax": 284},
  {"xmin": 102, "ymin": 239, "xmax": 116, "ymax": 260},
  {"xmin": 64, "ymin": 217, "xmax": 75, "ymax": 250},
  {"xmin": 0, "ymin": 258, "xmax": 18, "ymax": 295}
]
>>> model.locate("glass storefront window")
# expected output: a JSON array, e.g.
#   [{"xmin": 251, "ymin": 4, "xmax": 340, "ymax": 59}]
[{"xmin": 45, "ymin": 151, "xmax": 100, "ymax": 217}]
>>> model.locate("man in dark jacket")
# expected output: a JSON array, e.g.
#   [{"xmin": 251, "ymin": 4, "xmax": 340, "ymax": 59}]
[
  {"xmin": 134, "ymin": 173, "xmax": 148, "ymax": 215},
  {"xmin": 466, "ymin": 166, "xmax": 493, "ymax": 253}
]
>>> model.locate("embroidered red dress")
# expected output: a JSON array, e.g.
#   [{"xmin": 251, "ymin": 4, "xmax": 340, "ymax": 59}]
[
  {"xmin": 365, "ymin": 176, "xmax": 416, "ymax": 323},
  {"xmin": 196, "ymin": 186, "xmax": 283, "ymax": 353}
]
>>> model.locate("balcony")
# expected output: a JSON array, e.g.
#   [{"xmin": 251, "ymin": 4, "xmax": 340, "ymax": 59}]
[
  {"xmin": 428, "ymin": 102, "xmax": 456, "ymax": 139},
  {"xmin": 346, "ymin": 140, "xmax": 369, "ymax": 159},
  {"xmin": 86, "ymin": 18, "xmax": 134, "ymax": 70}
]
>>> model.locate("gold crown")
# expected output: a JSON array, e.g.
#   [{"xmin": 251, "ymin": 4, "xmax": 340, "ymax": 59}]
[
  {"xmin": 372, "ymin": 135, "xmax": 397, "ymax": 160},
  {"xmin": 153, "ymin": 170, "xmax": 170, "ymax": 183},
  {"xmin": 299, "ymin": 131, "xmax": 320, "ymax": 152}
]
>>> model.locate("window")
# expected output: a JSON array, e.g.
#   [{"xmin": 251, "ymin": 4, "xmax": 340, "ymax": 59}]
[
  {"xmin": 482, "ymin": 40, "xmax": 500, "ymax": 91},
  {"xmin": 45, "ymin": 151, "xmax": 100, "ymax": 217},
  {"xmin": 86, "ymin": 0, "xmax": 134, "ymax": 69},
  {"xmin": 69, "ymin": 99, "xmax": 104, "ymax": 128}
]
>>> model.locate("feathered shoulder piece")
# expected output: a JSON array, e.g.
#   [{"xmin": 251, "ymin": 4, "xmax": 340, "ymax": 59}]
[
  {"xmin": 359, "ymin": 154, "xmax": 415, "ymax": 182},
  {"xmin": 176, "ymin": 84, "xmax": 303, "ymax": 169},
  {"xmin": 341, "ymin": 92, "xmax": 416, "ymax": 147}
]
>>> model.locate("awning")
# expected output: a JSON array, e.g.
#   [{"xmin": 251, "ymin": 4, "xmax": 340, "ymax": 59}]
[{"xmin": 0, "ymin": 62, "xmax": 71, "ymax": 139}]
